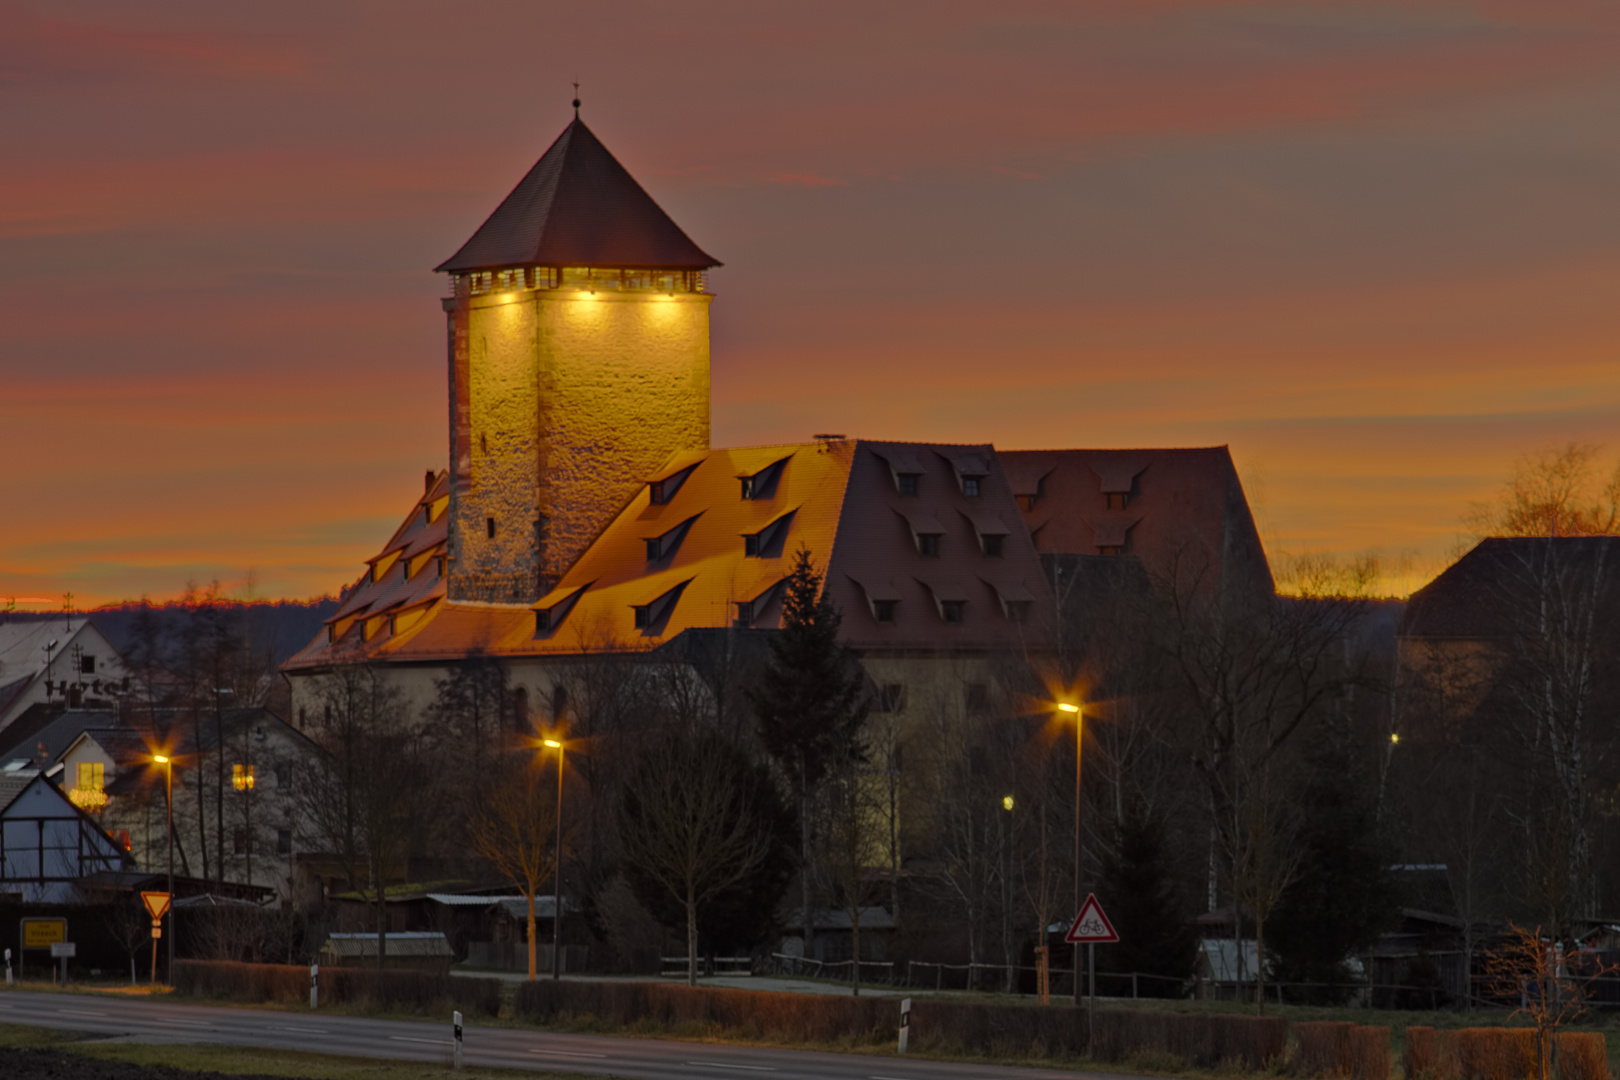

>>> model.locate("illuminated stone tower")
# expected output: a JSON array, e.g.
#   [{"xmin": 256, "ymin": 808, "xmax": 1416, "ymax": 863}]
[{"xmin": 436, "ymin": 116, "xmax": 720, "ymax": 603}]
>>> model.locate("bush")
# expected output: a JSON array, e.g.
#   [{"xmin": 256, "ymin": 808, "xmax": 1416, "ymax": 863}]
[
  {"xmin": 1407, "ymin": 1027, "xmax": 1440, "ymax": 1080},
  {"xmin": 1456, "ymin": 1028, "xmax": 1538, "ymax": 1080},
  {"xmin": 172, "ymin": 959, "xmax": 501, "ymax": 1017},
  {"xmin": 1556, "ymin": 1033, "xmax": 1608, "ymax": 1080},
  {"xmin": 515, "ymin": 980, "xmax": 892, "ymax": 1044},
  {"xmin": 1296, "ymin": 1021, "xmax": 1356, "ymax": 1076}
]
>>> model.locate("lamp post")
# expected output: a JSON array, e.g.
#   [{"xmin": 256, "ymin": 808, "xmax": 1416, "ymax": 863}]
[
  {"xmin": 153, "ymin": 753, "xmax": 174, "ymax": 983},
  {"xmin": 1056, "ymin": 701, "xmax": 1083, "ymax": 1007},
  {"xmin": 543, "ymin": 738, "xmax": 565, "ymax": 980}
]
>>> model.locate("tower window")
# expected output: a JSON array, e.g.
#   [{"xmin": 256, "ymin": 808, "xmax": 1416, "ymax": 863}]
[
  {"xmin": 487, "ymin": 518, "xmax": 497, "ymax": 539},
  {"xmin": 873, "ymin": 600, "xmax": 897, "ymax": 623},
  {"xmin": 1105, "ymin": 492, "xmax": 1129, "ymax": 511},
  {"xmin": 942, "ymin": 600, "xmax": 965, "ymax": 623},
  {"xmin": 962, "ymin": 477, "xmax": 981, "ymax": 497},
  {"xmin": 982, "ymin": 534, "xmax": 1004, "ymax": 557},
  {"xmin": 917, "ymin": 534, "xmax": 940, "ymax": 556},
  {"xmin": 897, "ymin": 474, "xmax": 919, "ymax": 497}
]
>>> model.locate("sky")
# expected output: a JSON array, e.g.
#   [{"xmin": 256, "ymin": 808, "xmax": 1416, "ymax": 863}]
[{"xmin": 4, "ymin": 0, "xmax": 1620, "ymax": 607}]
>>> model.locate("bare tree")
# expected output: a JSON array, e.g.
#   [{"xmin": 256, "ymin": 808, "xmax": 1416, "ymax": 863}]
[
  {"xmin": 1466, "ymin": 443, "xmax": 1620, "ymax": 541},
  {"xmin": 617, "ymin": 730, "xmax": 778, "ymax": 986},
  {"xmin": 472, "ymin": 756, "xmax": 566, "ymax": 980}
]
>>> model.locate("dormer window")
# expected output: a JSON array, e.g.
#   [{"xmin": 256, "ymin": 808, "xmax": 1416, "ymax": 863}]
[
  {"xmin": 649, "ymin": 463, "xmax": 697, "ymax": 506},
  {"xmin": 536, "ymin": 608, "xmax": 551, "ymax": 633},
  {"xmin": 941, "ymin": 600, "xmax": 965, "ymax": 623},
  {"xmin": 873, "ymin": 600, "xmax": 897, "ymax": 623},
  {"xmin": 743, "ymin": 510, "xmax": 797, "ymax": 559},
  {"xmin": 983, "ymin": 534, "xmax": 1004, "ymax": 557},
  {"xmin": 962, "ymin": 476, "xmax": 982, "ymax": 497},
  {"xmin": 644, "ymin": 514, "xmax": 701, "ymax": 563},
  {"xmin": 733, "ymin": 600, "xmax": 753, "ymax": 627},
  {"xmin": 650, "ymin": 480, "xmax": 669, "ymax": 505},
  {"xmin": 1099, "ymin": 545, "xmax": 1122, "ymax": 555},
  {"xmin": 739, "ymin": 456, "xmax": 791, "ymax": 501},
  {"xmin": 898, "ymin": 474, "xmax": 919, "ymax": 497},
  {"xmin": 1106, "ymin": 492, "xmax": 1129, "ymax": 511},
  {"xmin": 918, "ymin": 534, "xmax": 940, "ymax": 556}
]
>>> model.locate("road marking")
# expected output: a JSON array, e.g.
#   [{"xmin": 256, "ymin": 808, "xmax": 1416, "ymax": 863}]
[
  {"xmin": 148, "ymin": 1018, "xmax": 211, "ymax": 1027},
  {"xmin": 391, "ymin": 1036, "xmax": 453, "ymax": 1046},
  {"xmin": 686, "ymin": 1064, "xmax": 777, "ymax": 1072},
  {"xmin": 58, "ymin": 1009, "xmax": 109, "ymax": 1017},
  {"xmin": 267, "ymin": 1025, "xmax": 329, "ymax": 1034},
  {"xmin": 529, "ymin": 1049, "xmax": 610, "ymax": 1059}
]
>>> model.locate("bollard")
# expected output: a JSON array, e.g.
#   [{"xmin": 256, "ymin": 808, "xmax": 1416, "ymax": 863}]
[
  {"xmin": 309, "ymin": 963, "xmax": 319, "ymax": 1010},
  {"xmin": 453, "ymin": 1010, "xmax": 464, "ymax": 1069},
  {"xmin": 897, "ymin": 997, "xmax": 912, "ymax": 1053}
]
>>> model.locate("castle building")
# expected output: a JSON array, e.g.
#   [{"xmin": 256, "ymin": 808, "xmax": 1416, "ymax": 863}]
[{"xmin": 282, "ymin": 116, "xmax": 1271, "ymax": 713}]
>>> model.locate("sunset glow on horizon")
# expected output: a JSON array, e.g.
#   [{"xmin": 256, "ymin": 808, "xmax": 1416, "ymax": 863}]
[{"xmin": 5, "ymin": 2, "xmax": 1620, "ymax": 607}]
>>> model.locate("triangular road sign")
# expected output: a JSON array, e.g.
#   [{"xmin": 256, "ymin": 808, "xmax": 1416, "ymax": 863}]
[
  {"xmin": 141, "ymin": 891, "xmax": 171, "ymax": 922},
  {"xmin": 1064, "ymin": 892, "xmax": 1118, "ymax": 944}
]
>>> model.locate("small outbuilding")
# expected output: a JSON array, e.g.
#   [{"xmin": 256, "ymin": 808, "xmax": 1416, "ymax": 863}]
[{"xmin": 319, "ymin": 931, "xmax": 454, "ymax": 974}]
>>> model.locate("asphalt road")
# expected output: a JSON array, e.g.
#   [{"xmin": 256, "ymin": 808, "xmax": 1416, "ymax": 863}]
[{"xmin": 0, "ymin": 988, "xmax": 1094, "ymax": 1080}]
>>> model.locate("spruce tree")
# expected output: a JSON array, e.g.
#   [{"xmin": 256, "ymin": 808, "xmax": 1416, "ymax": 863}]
[
  {"xmin": 749, "ymin": 547, "xmax": 868, "ymax": 954},
  {"xmin": 1095, "ymin": 807, "xmax": 1198, "ymax": 996}
]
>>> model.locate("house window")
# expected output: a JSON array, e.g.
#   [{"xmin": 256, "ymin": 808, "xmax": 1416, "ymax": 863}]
[
  {"xmin": 982, "ymin": 534, "xmax": 1004, "ymax": 557},
  {"xmin": 535, "ymin": 608, "xmax": 551, "ymax": 634},
  {"xmin": 941, "ymin": 600, "xmax": 965, "ymax": 623},
  {"xmin": 917, "ymin": 534, "xmax": 940, "ymax": 556},
  {"xmin": 965, "ymin": 683, "xmax": 990, "ymax": 713},
  {"xmin": 897, "ymin": 474, "xmax": 919, "ymax": 497},
  {"xmin": 233, "ymin": 828, "xmax": 249, "ymax": 856},
  {"xmin": 1105, "ymin": 492, "xmax": 1129, "ymax": 511},
  {"xmin": 1098, "ymin": 545, "xmax": 1122, "ymax": 556},
  {"xmin": 634, "ymin": 606, "xmax": 651, "ymax": 629},
  {"xmin": 79, "ymin": 655, "xmax": 95, "ymax": 675},
  {"xmin": 733, "ymin": 600, "xmax": 753, "ymax": 627},
  {"xmin": 645, "ymin": 539, "xmax": 661, "ymax": 561},
  {"xmin": 962, "ymin": 477, "xmax": 981, "ymax": 497},
  {"xmin": 401, "ymin": 558, "xmax": 410, "ymax": 581},
  {"xmin": 873, "ymin": 599, "xmax": 897, "ymax": 623},
  {"xmin": 116, "ymin": 829, "xmax": 132, "ymax": 851},
  {"xmin": 740, "ymin": 476, "xmax": 757, "ymax": 499},
  {"xmin": 877, "ymin": 684, "xmax": 907, "ymax": 713},
  {"xmin": 486, "ymin": 517, "xmax": 497, "ymax": 539},
  {"xmin": 232, "ymin": 764, "xmax": 255, "ymax": 791},
  {"xmin": 276, "ymin": 763, "xmax": 292, "ymax": 789},
  {"xmin": 77, "ymin": 762, "xmax": 105, "ymax": 792},
  {"xmin": 276, "ymin": 829, "xmax": 292, "ymax": 856}
]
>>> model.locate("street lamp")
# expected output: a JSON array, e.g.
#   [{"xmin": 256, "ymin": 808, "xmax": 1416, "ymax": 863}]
[
  {"xmin": 152, "ymin": 753, "xmax": 174, "ymax": 984},
  {"xmin": 1055, "ymin": 701, "xmax": 1083, "ymax": 1007},
  {"xmin": 542, "ymin": 738, "xmax": 565, "ymax": 981}
]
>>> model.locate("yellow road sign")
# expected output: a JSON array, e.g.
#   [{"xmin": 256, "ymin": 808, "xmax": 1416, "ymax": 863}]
[
  {"xmin": 141, "ymin": 891, "xmax": 171, "ymax": 921},
  {"xmin": 21, "ymin": 919, "xmax": 66, "ymax": 947}
]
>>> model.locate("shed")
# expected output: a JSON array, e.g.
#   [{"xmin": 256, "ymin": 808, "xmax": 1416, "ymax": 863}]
[{"xmin": 320, "ymin": 931, "xmax": 453, "ymax": 974}]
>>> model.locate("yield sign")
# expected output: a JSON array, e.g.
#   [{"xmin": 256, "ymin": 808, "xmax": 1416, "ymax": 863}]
[
  {"xmin": 141, "ymin": 891, "xmax": 171, "ymax": 922},
  {"xmin": 1064, "ymin": 893, "xmax": 1118, "ymax": 944}
]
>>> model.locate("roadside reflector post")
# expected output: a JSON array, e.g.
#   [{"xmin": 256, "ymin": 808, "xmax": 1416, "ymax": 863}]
[
  {"xmin": 4, "ymin": 947, "xmax": 10, "ymax": 986},
  {"xmin": 310, "ymin": 962, "xmax": 319, "ymax": 1010},
  {"xmin": 453, "ymin": 1009, "xmax": 464, "ymax": 1069},
  {"xmin": 898, "ymin": 997, "xmax": 912, "ymax": 1053}
]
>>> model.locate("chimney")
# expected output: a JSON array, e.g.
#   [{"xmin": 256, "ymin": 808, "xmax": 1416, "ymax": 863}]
[{"xmin": 424, "ymin": 470, "xmax": 436, "ymax": 495}]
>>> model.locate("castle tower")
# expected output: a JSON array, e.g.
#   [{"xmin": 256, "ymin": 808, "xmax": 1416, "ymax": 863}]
[{"xmin": 436, "ymin": 116, "xmax": 720, "ymax": 603}]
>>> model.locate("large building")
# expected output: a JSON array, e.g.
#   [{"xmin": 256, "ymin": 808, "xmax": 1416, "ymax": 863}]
[{"xmin": 283, "ymin": 115, "xmax": 1271, "ymax": 709}]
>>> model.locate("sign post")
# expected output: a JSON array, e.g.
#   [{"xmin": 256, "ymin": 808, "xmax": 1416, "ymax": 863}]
[
  {"xmin": 310, "ymin": 963, "xmax": 319, "ymax": 1010},
  {"xmin": 141, "ymin": 892, "xmax": 171, "ymax": 986},
  {"xmin": 1064, "ymin": 893, "xmax": 1119, "ymax": 1050},
  {"xmin": 897, "ymin": 997, "xmax": 912, "ymax": 1053},
  {"xmin": 452, "ymin": 1010, "xmax": 464, "ymax": 1069},
  {"xmin": 19, "ymin": 918, "xmax": 67, "ymax": 982},
  {"xmin": 51, "ymin": 941, "xmax": 76, "ymax": 985}
]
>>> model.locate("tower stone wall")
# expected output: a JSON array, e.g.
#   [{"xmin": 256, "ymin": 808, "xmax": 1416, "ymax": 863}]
[{"xmin": 446, "ymin": 284, "xmax": 712, "ymax": 603}]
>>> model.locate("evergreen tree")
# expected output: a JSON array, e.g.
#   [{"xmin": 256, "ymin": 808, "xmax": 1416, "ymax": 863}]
[
  {"xmin": 1095, "ymin": 807, "xmax": 1197, "ymax": 997},
  {"xmin": 1266, "ymin": 745, "xmax": 1396, "ymax": 1002},
  {"xmin": 749, "ymin": 548, "xmax": 869, "ymax": 953}
]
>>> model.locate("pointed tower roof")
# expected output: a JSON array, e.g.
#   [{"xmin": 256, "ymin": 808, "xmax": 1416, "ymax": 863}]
[{"xmin": 436, "ymin": 118, "xmax": 720, "ymax": 273}]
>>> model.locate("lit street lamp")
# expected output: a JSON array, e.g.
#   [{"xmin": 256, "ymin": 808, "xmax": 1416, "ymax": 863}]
[
  {"xmin": 1055, "ymin": 701, "xmax": 1083, "ymax": 1008},
  {"xmin": 542, "ymin": 738, "xmax": 565, "ymax": 981},
  {"xmin": 152, "ymin": 752, "xmax": 174, "ymax": 984}
]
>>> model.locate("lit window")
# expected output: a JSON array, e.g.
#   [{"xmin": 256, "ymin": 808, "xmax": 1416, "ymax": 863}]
[
  {"xmin": 1105, "ymin": 492, "xmax": 1129, "ymax": 511},
  {"xmin": 942, "ymin": 600, "xmax": 965, "ymax": 623},
  {"xmin": 1098, "ymin": 545, "xmax": 1122, "ymax": 556},
  {"xmin": 898, "ymin": 474, "xmax": 919, "ymax": 497},
  {"xmin": 918, "ymin": 534, "xmax": 940, "ymax": 556},
  {"xmin": 963, "ymin": 477, "xmax": 981, "ymax": 497},
  {"xmin": 77, "ymin": 762, "xmax": 104, "ymax": 792},
  {"xmin": 232, "ymin": 764, "xmax": 255, "ymax": 791},
  {"xmin": 873, "ymin": 600, "xmax": 897, "ymax": 623},
  {"xmin": 982, "ymin": 534, "xmax": 1004, "ymax": 557},
  {"xmin": 486, "ymin": 517, "xmax": 497, "ymax": 539}
]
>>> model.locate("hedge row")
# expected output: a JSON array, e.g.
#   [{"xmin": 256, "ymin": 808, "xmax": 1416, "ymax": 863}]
[
  {"xmin": 1406, "ymin": 1027, "xmax": 1609, "ymax": 1080},
  {"xmin": 172, "ymin": 960, "xmax": 501, "ymax": 1017},
  {"xmin": 514, "ymin": 980, "xmax": 1287, "ymax": 1066},
  {"xmin": 1293, "ymin": 1021, "xmax": 1390, "ymax": 1080}
]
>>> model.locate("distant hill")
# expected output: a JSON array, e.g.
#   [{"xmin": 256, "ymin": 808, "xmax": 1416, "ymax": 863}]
[{"xmin": 0, "ymin": 599, "xmax": 339, "ymax": 668}]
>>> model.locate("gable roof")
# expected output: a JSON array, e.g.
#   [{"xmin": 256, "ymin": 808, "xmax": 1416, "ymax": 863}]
[
  {"xmin": 1402, "ymin": 536, "xmax": 1620, "ymax": 640},
  {"xmin": 436, "ymin": 118, "xmax": 720, "ymax": 274}
]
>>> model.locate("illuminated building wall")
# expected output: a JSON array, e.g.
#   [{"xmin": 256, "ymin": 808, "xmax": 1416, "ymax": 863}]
[{"xmin": 445, "ymin": 277, "xmax": 712, "ymax": 603}]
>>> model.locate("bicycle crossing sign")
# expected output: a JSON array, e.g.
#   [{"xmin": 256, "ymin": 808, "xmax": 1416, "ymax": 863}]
[{"xmin": 1064, "ymin": 893, "xmax": 1119, "ymax": 944}]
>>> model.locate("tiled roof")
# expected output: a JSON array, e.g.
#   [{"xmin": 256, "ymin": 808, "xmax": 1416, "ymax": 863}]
[
  {"xmin": 1001, "ymin": 447, "xmax": 1273, "ymax": 600},
  {"xmin": 1401, "ymin": 537, "xmax": 1620, "ymax": 640},
  {"xmin": 436, "ymin": 118, "xmax": 719, "ymax": 273}
]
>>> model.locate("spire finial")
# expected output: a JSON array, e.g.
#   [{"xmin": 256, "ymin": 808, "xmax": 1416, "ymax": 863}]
[{"xmin": 572, "ymin": 82, "xmax": 580, "ymax": 118}]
